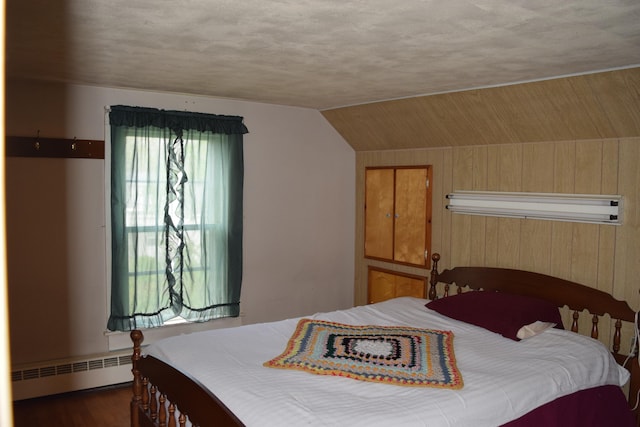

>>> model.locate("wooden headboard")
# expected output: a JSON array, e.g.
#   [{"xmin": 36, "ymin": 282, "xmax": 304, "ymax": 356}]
[
  {"xmin": 429, "ymin": 253, "xmax": 635, "ymax": 323},
  {"xmin": 428, "ymin": 252, "xmax": 640, "ymax": 423}
]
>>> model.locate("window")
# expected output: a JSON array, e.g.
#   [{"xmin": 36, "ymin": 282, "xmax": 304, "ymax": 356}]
[{"xmin": 107, "ymin": 106, "xmax": 248, "ymax": 332}]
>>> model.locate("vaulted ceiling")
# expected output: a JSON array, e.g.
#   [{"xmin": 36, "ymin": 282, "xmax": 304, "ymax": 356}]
[
  {"xmin": 323, "ymin": 68, "xmax": 640, "ymax": 150},
  {"xmin": 7, "ymin": 1, "xmax": 640, "ymax": 111}
]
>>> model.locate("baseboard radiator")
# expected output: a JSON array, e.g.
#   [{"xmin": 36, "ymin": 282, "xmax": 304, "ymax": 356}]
[{"xmin": 11, "ymin": 350, "xmax": 133, "ymax": 400}]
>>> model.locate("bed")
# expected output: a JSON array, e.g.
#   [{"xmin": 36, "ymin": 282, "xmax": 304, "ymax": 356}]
[{"xmin": 130, "ymin": 253, "xmax": 640, "ymax": 426}]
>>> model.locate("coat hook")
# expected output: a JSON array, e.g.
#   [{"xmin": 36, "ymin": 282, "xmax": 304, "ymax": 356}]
[
  {"xmin": 34, "ymin": 130, "xmax": 40, "ymax": 150},
  {"xmin": 71, "ymin": 137, "xmax": 77, "ymax": 151}
]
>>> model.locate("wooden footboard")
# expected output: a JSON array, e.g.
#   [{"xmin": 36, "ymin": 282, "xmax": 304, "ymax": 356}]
[
  {"xmin": 129, "ymin": 253, "xmax": 640, "ymax": 427},
  {"xmin": 130, "ymin": 330, "xmax": 244, "ymax": 427}
]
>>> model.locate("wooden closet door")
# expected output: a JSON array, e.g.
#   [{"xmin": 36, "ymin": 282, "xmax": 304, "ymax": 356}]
[
  {"xmin": 364, "ymin": 168, "xmax": 395, "ymax": 260},
  {"xmin": 394, "ymin": 168, "xmax": 428, "ymax": 266},
  {"xmin": 367, "ymin": 268, "xmax": 396, "ymax": 304},
  {"xmin": 368, "ymin": 267, "xmax": 427, "ymax": 304},
  {"xmin": 394, "ymin": 274, "xmax": 426, "ymax": 299}
]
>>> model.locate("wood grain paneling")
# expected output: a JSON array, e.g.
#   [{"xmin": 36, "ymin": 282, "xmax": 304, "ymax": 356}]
[
  {"xmin": 348, "ymin": 68, "xmax": 639, "ymax": 354},
  {"xmin": 550, "ymin": 142, "xmax": 576, "ymax": 279},
  {"xmin": 451, "ymin": 147, "xmax": 473, "ymax": 267},
  {"xmin": 519, "ymin": 144, "xmax": 554, "ymax": 272},
  {"xmin": 614, "ymin": 140, "xmax": 640, "ymax": 350},
  {"xmin": 494, "ymin": 145, "xmax": 522, "ymax": 268},
  {"xmin": 355, "ymin": 137, "xmax": 640, "ymax": 354},
  {"xmin": 615, "ymin": 140, "xmax": 640, "ymax": 305},
  {"xmin": 364, "ymin": 169, "xmax": 395, "ymax": 260},
  {"xmin": 324, "ymin": 68, "xmax": 640, "ymax": 152}
]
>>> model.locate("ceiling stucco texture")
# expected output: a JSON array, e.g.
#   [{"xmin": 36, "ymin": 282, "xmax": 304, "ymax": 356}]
[{"xmin": 6, "ymin": 0, "xmax": 640, "ymax": 109}]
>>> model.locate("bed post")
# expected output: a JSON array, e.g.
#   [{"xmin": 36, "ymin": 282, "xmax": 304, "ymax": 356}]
[
  {"xmin": 632, "ymin": 313, "xmax": 640, "ymax": 427},
  {"xmin": 130, "ymin": 330, "xmax": 144, "ymax": 427},
  {"xmin": 428, "ymin": 253, "xmax": 440, "ymax": 300},
  {"xmin": 628, "ymin": 356, "xmax": 640, "ymax": 427}
]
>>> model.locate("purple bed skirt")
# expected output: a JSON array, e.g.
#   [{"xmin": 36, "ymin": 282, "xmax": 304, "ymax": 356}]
[{"xmin": 502, "ymin": 385, "xmax": 635, "ymax": 427}]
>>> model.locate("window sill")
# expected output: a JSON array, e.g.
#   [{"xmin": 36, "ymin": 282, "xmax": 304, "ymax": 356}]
[{"xmin": 105, "ymin": 315, "xmax": 243, "ymax": 352}]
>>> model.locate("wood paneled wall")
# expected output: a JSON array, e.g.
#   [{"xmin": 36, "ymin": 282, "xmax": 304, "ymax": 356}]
[
  {"xmin": 339, "ymin": 68, "xmax": 640, "ymax": 352},
  {"xmin": 355, "ymin": 137, "xmax": 640, "ymax": 351},
  {"xmin": 324, "ymin": 68, "xmax": 640, "ymax": 151}
]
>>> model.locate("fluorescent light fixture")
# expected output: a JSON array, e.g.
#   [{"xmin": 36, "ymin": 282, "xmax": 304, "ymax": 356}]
[{"xmin": 445, "ymin": 191, "xmax": 622, "ymax": 225}]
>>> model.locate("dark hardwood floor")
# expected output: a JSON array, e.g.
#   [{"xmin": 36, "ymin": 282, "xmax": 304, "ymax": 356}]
[{"xmin": 12, "ymin": 383, "xmax": 132, "ymax": 427}]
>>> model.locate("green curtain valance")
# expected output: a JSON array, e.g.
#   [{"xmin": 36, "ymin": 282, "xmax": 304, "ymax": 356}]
[{"xmin": 109, "ymin": 105, "xmax": 249, "ymax": 136}]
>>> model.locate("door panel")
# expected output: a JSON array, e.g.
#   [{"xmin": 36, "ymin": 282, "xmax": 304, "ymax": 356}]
[
  {"xmin": 394, "ymin": 168, "xmax": 428, "ymax": 265},
  {"xmin": 364, "ymin": 168, "xmax": 394, "ymax": 260}
]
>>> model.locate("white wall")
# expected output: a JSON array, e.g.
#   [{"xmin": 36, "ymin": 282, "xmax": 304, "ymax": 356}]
[{"xmin": 6, "ymin": 80, "xmax": 355, "ymax": 365}]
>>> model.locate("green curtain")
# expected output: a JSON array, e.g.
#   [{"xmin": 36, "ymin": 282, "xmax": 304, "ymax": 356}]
[{"xmin": 107, "ymin": 105, "xmax": 247, "ymax": 331}]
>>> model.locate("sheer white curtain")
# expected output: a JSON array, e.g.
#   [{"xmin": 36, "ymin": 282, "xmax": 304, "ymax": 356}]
[{"xmin": 107, "ymin": 106, "xmax": 247, "ymax": 332}]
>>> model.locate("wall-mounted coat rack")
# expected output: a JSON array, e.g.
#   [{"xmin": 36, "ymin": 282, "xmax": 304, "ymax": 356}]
[{"xmin": 6, "ymin": 136, "xmax": 104, "ymax": 159}]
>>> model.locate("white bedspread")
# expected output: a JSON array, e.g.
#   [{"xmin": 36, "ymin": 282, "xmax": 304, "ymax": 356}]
[{"xmin": 145, "ymin": 297, "xmax": 630, "ymax": 427}]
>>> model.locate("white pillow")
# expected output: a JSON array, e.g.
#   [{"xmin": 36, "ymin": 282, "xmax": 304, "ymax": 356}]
[{"xmin": 516, "ymin": 321, "xmax": 557, "ymax": 340}]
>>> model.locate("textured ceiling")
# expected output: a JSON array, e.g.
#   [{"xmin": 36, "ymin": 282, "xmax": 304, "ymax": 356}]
[{"xmin": 6, "ymin": 0, "xmax": 640, "ymax": 110}]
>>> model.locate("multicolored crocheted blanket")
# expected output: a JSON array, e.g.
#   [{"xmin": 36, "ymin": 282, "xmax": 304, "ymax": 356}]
[{"xmin": 264, "ymin": 319, "xmax": 463, "ymax": 389}]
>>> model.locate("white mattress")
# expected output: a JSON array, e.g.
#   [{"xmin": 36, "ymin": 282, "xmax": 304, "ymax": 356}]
[{"xmin": 145, "ymin": 297, "xmax": 630, "ymax": 427}]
